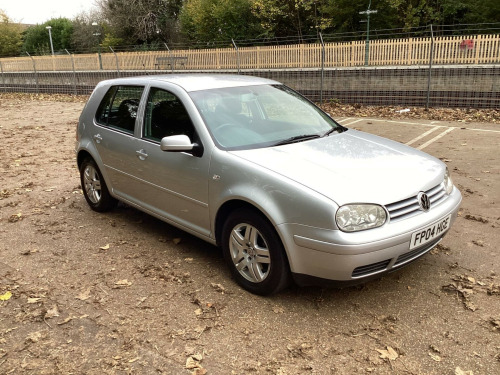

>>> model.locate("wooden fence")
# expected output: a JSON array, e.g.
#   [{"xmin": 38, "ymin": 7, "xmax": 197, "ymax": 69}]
[{"xmin": 0, "ymin": 34, "xmax": 498, "ymax": 72}]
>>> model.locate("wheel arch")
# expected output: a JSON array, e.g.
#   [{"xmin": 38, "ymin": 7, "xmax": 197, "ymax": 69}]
[
  {"xmin": 77, "ymin": 149, "xmax": 94, "ymax": 169},
  {"xmin": 214, "ymin": 199, "xmax": 282, "ymax": 248}
]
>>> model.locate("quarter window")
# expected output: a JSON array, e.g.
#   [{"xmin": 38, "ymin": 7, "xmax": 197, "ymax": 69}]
[
  {"xmin": 144, "ymin": 88, "xmax": 195, "ymax": 141},
  {"xmin": 95, "ymin": 85, "xmax": 144, "ymax": 133}
]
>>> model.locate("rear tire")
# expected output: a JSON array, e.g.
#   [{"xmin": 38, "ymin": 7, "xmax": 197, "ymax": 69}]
[
  {"xmin": 80, "ymin": 158, "xmax": 117, "ymax": 212},
  {"xmin": 221, "ymin": 208, "xmax": 291, "ymax": 295}
]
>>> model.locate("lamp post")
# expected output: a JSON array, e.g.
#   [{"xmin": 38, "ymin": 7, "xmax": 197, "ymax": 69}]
[
  {"xmin": 46, "ymin": 26, "xmax": 54, "ymax": 56},
  {"xmin": 359, "ymin": 0, "xmax": 377, "ymax": 66},
  {"xmin": 92, "ymin": 22, "xmax": 103, "ymax": 70}
]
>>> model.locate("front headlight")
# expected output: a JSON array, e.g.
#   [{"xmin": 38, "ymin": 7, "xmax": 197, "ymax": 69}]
[
  {"xmin": 336, "ymin": 204, "xmax": 387, "ymax": 232},
  {"xmin": 444, "ymin": 167, "xmax": 454, "ymax": 195}
]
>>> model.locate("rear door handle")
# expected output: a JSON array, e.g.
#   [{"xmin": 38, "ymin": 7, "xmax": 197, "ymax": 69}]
[
  {"xmin": 136, "ymin": 149, "xmax": 148, "ymax": 160},
  {"xmin": 93, "ymin": 134, "xmax": 102, "ymax": 143}
]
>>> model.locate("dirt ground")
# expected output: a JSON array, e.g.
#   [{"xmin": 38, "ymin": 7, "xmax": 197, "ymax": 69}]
[{"xmin": 0, "ymin": 94, "xmax": 499, "ymax": 375}]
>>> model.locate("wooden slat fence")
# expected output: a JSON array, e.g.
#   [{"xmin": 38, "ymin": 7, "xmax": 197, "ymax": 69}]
[{"xmin": 1, "ymin": 34, "xmax": 498, "ymax": 72}]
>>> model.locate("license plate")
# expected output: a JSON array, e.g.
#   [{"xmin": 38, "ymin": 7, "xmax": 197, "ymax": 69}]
[{"xmin": 410, "ymin": 215, "xmax": 451, "ymax": 250}]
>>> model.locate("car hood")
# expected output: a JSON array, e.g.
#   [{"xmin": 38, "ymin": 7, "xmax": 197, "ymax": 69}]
[{"xmin": 230, "ymin": 130, "xmax": 444, "ymax": 206}]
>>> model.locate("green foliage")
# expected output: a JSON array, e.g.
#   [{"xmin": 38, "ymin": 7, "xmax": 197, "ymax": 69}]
[
  {"xmin": 22, "ymin": 18, "xmax": 73, "ymax": 55},
  {"xmin": 0, "ymin": 10, "xmax": 23, "ymax": 57},
  {"xmin": 180, "ymin": 0, "xmax": 264, "ymax": 43},
  {"xmin": 252, "ymin": 0, "xmax": 326, "ymax": 38},
  {"xmin": 100, "ymin": 34, "xmax": 126, "ymax": 49}
]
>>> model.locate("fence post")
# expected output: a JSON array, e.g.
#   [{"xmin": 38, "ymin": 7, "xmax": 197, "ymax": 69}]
[
  {"xmin": 164, "ymin": 43, "xmax": 173, "ymax": 72},
  {"xmin": 426, "ymin": 24, "xmax": 434, "ymax": 110},
  {"xmin": 232, "ymin": 39, "xmax": 240, "ymax": 74},
  {"xmin": 319, "ymin": 32, "xmax": 325, "ymax": 105},
  {"xmin": 26, "ymin": 52, "xmax": 39, "ymax": 93},
  {"xmin": 109, "ymin": 47, "xmax": 121, "ymax": 77},
  {"xmin": 65, "ymin": 49, "xmax": 77, "ymax": 95},
  {"xmin": 0, "ymin": 61, "xmax": 4, "ymax": 92}
]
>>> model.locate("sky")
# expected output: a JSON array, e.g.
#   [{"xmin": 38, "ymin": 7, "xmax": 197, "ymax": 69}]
[{"xmin": 0, "ymin": 0, "xmax": 97, "ymax": 24}]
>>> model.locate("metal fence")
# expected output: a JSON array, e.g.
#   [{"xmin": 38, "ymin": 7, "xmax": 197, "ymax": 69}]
[{"xmin": 1, "ymin": 31, "xmax": 499, "ymax": 109}]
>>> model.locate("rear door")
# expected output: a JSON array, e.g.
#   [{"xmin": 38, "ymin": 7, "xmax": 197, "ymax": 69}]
[{"xmin": 92, "ymin": 85, "xmax": 146, "ymax": 199}]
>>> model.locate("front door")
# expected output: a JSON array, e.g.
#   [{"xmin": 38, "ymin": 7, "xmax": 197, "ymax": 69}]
[{"xmin": 131, "ymin": 86, "xmax": 211, "ymax": 237}]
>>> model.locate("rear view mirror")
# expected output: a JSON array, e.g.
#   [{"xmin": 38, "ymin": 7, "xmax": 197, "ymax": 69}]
[{"xmin": 160, "ymin": 135, "xmax": 203, "ymax": 157}]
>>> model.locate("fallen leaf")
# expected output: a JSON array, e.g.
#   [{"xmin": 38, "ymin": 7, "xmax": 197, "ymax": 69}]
[
  {"xmin": 75, "ymin": 288, "xmax": 91, "ymax": 301},
  {"xmin": 376, "ymin": 346, "xmax": 399, "ymax": 361},
  {"xmin": 26, "ymin": 331, "xmax": 42, "ymax": 343},
  {"xmin": 191, "ymin": 368, "xmax": 207, "ymax": 375},
  {"xmin": 211, "ymin": 283, "xmax": 227, "ymax": 293},
  {"xmin": 429, "ymin": 352, "xmax": 441, "ymax": 361},
  {"xmin": 115, "ymin": 279, "xmax": 132, "ymax": 287},
  {"xmin": 464, "ymin": 300, "xmax": 477, "ymax": 311},
  {"xmin": 455, "ymin": 367, "xmax": 474, "ymax": 375},
  {"xmin": 194, "ymin": 308, "xmax": 203, "ymax": 316},
  {"xmin": 45, "ymin": 305, "xmax": 60, "ymax": 319},
  {"xmin": 192, "ymin": 353, "xmax": 203, "ymax": 361},
  {"xmin": 8, "ymin": 213, "xmax": 22, "ymax": 223},
  {"xmin": 27, "ymin": 297, "xmax": 42, "ymax": 304},
  {"xmin": 186, "ymin": 356, "xmax": 201, "ymax": 369},
  {"xmin": 0, "ymin": 291, "xmax": 12, "ymax": 301},
  {"xmin": 100, "ymin": 244, "xmax": 110, "ymax": 250}
]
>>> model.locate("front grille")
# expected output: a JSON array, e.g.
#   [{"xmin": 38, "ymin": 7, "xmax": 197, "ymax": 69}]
[
  {"xmin": 394, "ymin": 237, "xmax": 442, "ymax": 267},
  {"xmin": 385, "ymin": 183, "xmax": 447, "ymax": 222},
  {"xmin": 352, "ymin": 259, "xmax": 391, "ymax": 278}
]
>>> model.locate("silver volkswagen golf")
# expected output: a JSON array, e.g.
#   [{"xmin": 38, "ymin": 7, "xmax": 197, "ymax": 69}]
[{"xmin": 76, "ymin": 74, "xmax": 462, "ymax": 295}]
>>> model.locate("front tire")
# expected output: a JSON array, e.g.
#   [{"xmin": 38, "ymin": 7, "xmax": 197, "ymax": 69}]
[
  {"xmin": 221, "ymin": 208, "xmax": 291, "ymax": 295},
  {"xmin": 80, "ymin": 158, "xmax": 117, "ymax": 212}
]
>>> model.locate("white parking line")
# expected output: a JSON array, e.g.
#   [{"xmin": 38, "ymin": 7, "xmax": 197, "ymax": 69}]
[
  {"xmin": 342, "ymin": 119, "xmax": 364, "ymax": 127},
  {"xmin": 405, "ymin": 126, "xmax": 440, "ymax": 146},
  {"xmin": 347, "ymin": 118, "xmax": 500, "ymax": 134},
  {"xmin": 417, "ymin": 128, "xmax": 455, "ymax": 150},
  {"xmin": 337, "ymin": 117, "xmax": 352, "ymax": 123}
]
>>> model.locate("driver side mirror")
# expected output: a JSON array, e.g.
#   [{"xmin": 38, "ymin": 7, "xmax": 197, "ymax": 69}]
[{"xmin": 160, "ymin": 135, "xmax": 203, "ymax": 157}]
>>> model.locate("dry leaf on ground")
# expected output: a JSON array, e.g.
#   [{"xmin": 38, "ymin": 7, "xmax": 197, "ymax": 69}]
[
  {"xmin": 455, "ymin": 367, "xmax": 474, "ymax": 375},
  {"xmin": 0, "ymin": 291, "xmax": 12, "ymax": 301},
  {"xmin": 376, "ymin": 346, "xmax": 399, "ymax": 361}
]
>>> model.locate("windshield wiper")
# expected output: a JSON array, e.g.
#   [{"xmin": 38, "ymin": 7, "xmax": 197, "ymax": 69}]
[
  {"xmin": 322, "ymin": 126, "xmax": 347, "ymax": 137},
  {"xmin": 273, "ymin": 134, "xmax": 321, "ymax": 146}
]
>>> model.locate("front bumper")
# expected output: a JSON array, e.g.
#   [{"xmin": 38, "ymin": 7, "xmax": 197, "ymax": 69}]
[{"xmin": 277, "ymin": 187, "xmax": 462, "ymax": 284}]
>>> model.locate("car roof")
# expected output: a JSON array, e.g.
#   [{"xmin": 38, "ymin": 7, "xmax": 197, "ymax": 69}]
[{"xmin": 98, "ymin": 74, "xmax": 280, "ymax": 92}]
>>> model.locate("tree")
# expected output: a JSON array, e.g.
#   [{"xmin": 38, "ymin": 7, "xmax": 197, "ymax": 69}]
[
  {"xmin": 251, "ymin": 0, "xmax": 326, "ymax": 39},
  {"xmin": 0, "ymin": 10, "xmax": 23, "ymax": 57},
  {"xmin": 71, "ymin": 10, "xmax": 109, "ymax": 53},
  {"xmin": 22, "ymin": 18, "xmax": 73, "ymax": 55},
  {"xmin": 180, "ymin": 0, "xmax": 264, "ymax": 43},
  {"xmin": 97, "ymin": 0, "xmax": 183, "ymax": 45}
]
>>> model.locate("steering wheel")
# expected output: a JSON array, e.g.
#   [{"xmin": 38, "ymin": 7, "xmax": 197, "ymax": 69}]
[{"xmin": 213, "ymin": 123, "xmax": 234, "ymax": 134}]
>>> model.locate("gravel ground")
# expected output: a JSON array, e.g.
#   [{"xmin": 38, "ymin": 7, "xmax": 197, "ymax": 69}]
[{"xmin": 0, "ymin": 94, "xmax": 499, "ymax": 375}]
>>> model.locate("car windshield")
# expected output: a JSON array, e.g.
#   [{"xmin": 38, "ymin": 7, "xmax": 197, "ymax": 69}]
[{"xmin": 189, "ymin": 84, "xmax": 343, "ymax": 150}]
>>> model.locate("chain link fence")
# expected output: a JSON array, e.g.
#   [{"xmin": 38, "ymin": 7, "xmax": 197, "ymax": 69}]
[{"xmin": 1, "ymin": 27, "xmax": 499, "ymax": 108}]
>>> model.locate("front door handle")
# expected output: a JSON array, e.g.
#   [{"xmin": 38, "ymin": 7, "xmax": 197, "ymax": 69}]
[
  {"xmin": 93, "ymin": 134, "xmax": 102, "ymax": 143},
  {"xmin": 136, "ymin": 149, "xmax": 148, "ymax": 160}
]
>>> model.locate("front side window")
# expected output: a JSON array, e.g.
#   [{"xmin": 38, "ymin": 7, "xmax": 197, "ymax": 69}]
[
  {"xmin": 95, "ymin": 85, "xmax": 144, "ymax": 133},
  {"xmin": 143, "ymin": 88, "xmax": 196, "ymax": 142}
]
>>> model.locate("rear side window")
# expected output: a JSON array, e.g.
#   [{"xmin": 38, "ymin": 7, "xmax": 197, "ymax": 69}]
[{"xmin": 95, "ymin": 85, "xmax": 144, "ymax": 133}]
